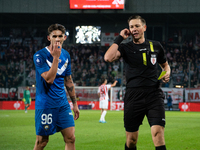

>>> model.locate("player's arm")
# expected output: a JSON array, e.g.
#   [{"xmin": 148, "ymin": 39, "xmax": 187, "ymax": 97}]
[
  {"xmin": 104, "ymin": 28, "xmax": 130, "ymax": 62},
  {"xmin": 41, "ymin": 42, "xmax": 61, "ymax": 84},
  {"xmin": 23, "ymin": 90, "xmax": 25, "ymax": 102},
  {"xmin": 159, "ymin": 61, "xmax": 171, "ymax": 83},
  {"xmin": 64, "ymin": 75, "xmax": 80, "ymax": 120},
  {"xmin": 41, "ymin": 58, "xmax": 59, "ymax": 84},
  {"xmin": 111, "ymin": 80, "xmax": 118, "ymax": 87}
]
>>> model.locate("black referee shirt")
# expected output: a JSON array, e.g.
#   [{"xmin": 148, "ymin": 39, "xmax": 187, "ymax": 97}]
[{"xmin": 118, "ymin": 39, "xmax": 167, "ymax": 88}]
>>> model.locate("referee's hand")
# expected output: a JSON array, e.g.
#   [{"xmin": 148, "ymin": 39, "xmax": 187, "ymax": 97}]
[
  {"xmin": 161, "ymin": 72, "xmax": 170, "ymax": 83},
  {"xmin": 120, "ymin": 28, "xmax": 130, "ymax": 40}
]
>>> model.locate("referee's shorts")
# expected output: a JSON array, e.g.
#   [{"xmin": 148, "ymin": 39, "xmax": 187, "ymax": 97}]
[{"xmin": 124, "ymin": 87, "xmax": 165, "ymax": 132}]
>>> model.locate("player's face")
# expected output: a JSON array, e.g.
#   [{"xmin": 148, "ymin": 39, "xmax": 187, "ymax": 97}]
[
  {"xmin": 48, "ymin": 30, "xmax": 67, "ymax": 46},
  {"xmin": 129, "ymin": 19, "xmax": 146, "ymax": 41}
]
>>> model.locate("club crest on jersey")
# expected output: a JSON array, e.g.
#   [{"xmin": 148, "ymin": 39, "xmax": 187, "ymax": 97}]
[
  {"xmin": 64, "ymin": 59, "xmax": 68, "ymax": 67},
  {"xmin": 35, "ymin": 56, "xmax": 43, "ymax": 66},
  {"xmin": 44, "ymin": 125, "xmax": 50, "ymax": 131},
  {"xmin": 151, "ymin": 54, "xmax": 156, "ymax": 65}
]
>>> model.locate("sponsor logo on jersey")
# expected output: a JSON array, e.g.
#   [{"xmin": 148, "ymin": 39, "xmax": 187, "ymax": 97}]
[
  {"xmin": 139, "ymin": 48, "xmax": 147, "ymax": 51},
  {"xmin": 151, "ymin": 54, "xmax": 156, "ymax": 65},
  {"xmin": 44, "ymin": 125, "xmax": 50, "ymax": 130},
  {"xmin": 69, "ymin": 112, "xmax": 73, "ymax": 115}
]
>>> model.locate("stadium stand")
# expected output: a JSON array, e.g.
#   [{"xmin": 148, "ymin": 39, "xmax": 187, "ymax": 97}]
[{"xmin": 0, "ymin": 27, "xmax": 200, "ymax": 89}]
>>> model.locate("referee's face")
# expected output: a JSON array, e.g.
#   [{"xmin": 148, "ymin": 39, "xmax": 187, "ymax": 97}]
[
  {"xmin": 48, "ymin": 30, "xmax": 67, "ymax": 46},
  {"xmin": 129, "ymin": 19, "xmax": 146, "ymax": 41}
]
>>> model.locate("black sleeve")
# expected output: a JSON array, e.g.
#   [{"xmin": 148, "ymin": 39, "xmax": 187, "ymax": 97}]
[{"xmin": 118, "ymin": 43, "xmax": 124, "ymax": 58}]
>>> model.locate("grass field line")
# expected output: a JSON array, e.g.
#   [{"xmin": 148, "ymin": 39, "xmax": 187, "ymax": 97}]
[{"xmin": 0, "ymin": 110, "xmax": 200, "ymax": 150}]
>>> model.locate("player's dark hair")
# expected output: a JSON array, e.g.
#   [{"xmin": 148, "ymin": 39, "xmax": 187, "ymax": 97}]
[
  {"xmin": 127, "ymin": 15, "xmax": 146, "ymax": 25},
  {"xmin": 48, "ymin": 24, "xmax": 66, "ymax": 35},
  {"xmin": 100, "ymin": 78, "xmax": 107, "ymax": 84}
]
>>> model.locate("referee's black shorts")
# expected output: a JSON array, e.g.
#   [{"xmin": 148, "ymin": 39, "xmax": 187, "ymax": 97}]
[{"xmin": 124, "ymin": 87, "xmax": 165, "ymax": 132}]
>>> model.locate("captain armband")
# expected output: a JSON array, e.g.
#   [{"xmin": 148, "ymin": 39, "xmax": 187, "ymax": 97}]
[{"xmin": 114, "ymin": 35, "xmax": 124, "ymax": 46}]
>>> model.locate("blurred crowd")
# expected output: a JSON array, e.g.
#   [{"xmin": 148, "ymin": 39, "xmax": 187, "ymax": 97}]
[{"xmin": 0, "ymin": 28, "xmax": 200, "ymax": 88}]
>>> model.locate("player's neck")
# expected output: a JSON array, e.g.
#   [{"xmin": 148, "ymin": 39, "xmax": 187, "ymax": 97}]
[
  {"xmin": 47, "ymin": 46, "xmax": 51, "ymax": 52},
  {"xmin": 47, "ymin": 45, "xmax": 53, "ymax": 52}
]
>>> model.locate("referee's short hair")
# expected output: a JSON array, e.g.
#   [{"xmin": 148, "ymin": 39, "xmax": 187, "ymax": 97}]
[{"xmin": 127, "ymin": 15, "xmax": 146, "ymax": 25}]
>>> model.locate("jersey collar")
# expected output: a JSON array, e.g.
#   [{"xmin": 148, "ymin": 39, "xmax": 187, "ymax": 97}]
[
  {"xmin": 45, "ymin": 46, "xmax": 51, "ymax": 53},
  {"xmin": 45, "ymin": 46, "xmax": 62, "ymax": 55}
]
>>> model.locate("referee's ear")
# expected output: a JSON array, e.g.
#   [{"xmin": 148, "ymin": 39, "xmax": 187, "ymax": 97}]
[{"xmin": 143, "ymin": 24, "xmax": 147, "ymax": 32}]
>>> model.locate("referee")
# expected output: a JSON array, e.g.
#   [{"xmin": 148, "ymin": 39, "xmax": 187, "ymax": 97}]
[{"xmin": 104, "ymin": 15, "xmax": 170, "ymax": 150}]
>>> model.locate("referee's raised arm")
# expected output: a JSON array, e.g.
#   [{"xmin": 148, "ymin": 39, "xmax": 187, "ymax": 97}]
[
  {"xmin": 104, "ymin": 28, "xmax": 130, "ymax": 62},
  {"xmin": 104, "ymin": 43, "xmax": 121, "ymax": 62}
]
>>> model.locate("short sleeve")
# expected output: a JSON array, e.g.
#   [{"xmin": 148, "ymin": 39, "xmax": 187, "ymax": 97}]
[
  {"xmin": 118, "ymin": 44, "xmax": 124, "ymax": 58},
  {"xmin": 106, "ymin": 84, "xmax": 111, "ymax": 89},
  {"xmin": 64, "ymin": 52, "xmax": 72, "ymax": 76},
  {"xmin": 33, "ymin": 53, "xmax": 49, "ymax": 75}
]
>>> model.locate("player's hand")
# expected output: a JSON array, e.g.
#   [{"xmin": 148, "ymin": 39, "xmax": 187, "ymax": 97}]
[
  {"xmin": 50, "ymin": 42, "xmax": 61, "ymax": 59},
  {"xmin": 114, "ymin": 80, "xmax": 118, "ymax": 85},
  {"xmin": 73, "ymin": 103, "xmax": 80, "ymax": 120},
  {"xmin": 161, "ymin": 72, "xmax": 170, "ymax": 83},
  {"xmin": 120, "ymin": 28, "xmax": 130, "ymax": 40}
]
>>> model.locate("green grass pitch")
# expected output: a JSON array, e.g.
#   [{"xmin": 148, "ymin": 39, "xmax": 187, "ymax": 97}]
[{"xmin": 0, "ymin": 110, "xmax": 200, "ymax": 150}]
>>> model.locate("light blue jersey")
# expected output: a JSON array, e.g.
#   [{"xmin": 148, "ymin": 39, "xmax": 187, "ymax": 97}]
[{"xmin": 33, "ymin": 47, "xmax": 71, "ymax": 109}]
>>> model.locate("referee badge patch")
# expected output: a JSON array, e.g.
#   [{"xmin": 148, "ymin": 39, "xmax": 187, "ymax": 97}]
[{"xmin": 151, "ymin": 54, "xmax": 156, "ymax": 65}]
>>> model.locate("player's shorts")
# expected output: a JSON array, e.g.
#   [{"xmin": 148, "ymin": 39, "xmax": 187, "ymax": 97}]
[
  {"xmin": 99, "ymin": 100, "xmax": 108, "ymax": 109},
  {"xmin": 35, "ymin": 104, "xmax": 74, "ymax": 136},
  {"xmin": 25, "ymin": 102, "xmax": 30, "ymax": 105},
  {"xmin": 24, "ymin": 99, "xmax": 30, "ymax": 105},
  {"xmin": 124, "ymin": 87, "xmax": 165, "ymax": 132}
]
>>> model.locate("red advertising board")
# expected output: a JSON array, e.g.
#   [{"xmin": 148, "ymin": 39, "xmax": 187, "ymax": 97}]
[
  {"xmin": 0, "ymin": 101, "xmax": 35, "ymax": 110},
  {"xmin": 179, "ymin": 102, "xmax": 200, "ymax": 112},
  {"xmin": 70, "ymin": 0, "xmax": 124, "ymax": 9},
  {"xmin": 0, "ymin": 101, "xmax": 124, "ymax": 111},
  {"xmin": 2, "ymin": 101, "xmax": 200, "ymax": 112}
]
